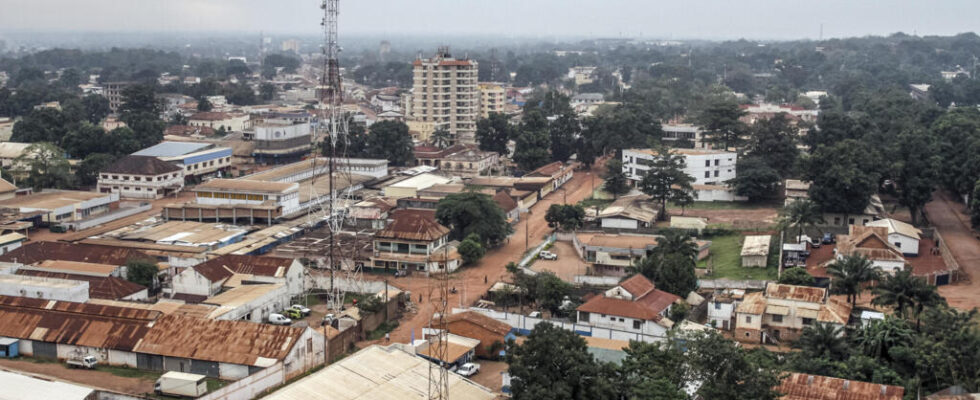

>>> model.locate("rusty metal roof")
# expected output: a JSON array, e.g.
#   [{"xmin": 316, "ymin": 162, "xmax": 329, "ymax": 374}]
[
  {"xmin": 134, "ymin": 314, "xmax": 305, "ymax": 367},
  {"xmin": 0, "ymin": 295, "xmax": 158, "ymax": 351},
  {"xmin": 619, "ymin": 274, "xmax": 655, "ymax": 298},
  {"xmin": 195, "ymin": 255, "xmax": 294, "ymax": 281},
  {"xmin": 0, "ymin": 242, "xmax": 154, "ymax": 266},
  {"xmin": 446, "ymin": 311, "xmax": 512, "ymax": 337},
  {"xmin": 777, "ymin": 372, "xmax": 904, "ymax": 400},
  {"xmin": 765, "ymin": 283, "xmax": 826, "ymax": 303},
  {"xmin": 375, "ymin": 209, "xmax": 449, "ymax": 242},
  {"xmin": 16, "ymin": 270, "xmax": 147, "ymax": 300}
]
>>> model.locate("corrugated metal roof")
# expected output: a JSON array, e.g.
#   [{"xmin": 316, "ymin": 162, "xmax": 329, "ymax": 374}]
[
  {"xmin": 777, "ymin": 372, "xmax": 904, "ymax": 400},
  {"xmin": 375, "ymin": 209, "xmax": 449, "ymax": 242},
  {"xmin": 133, "ymin": 141, "xmax": 211, "ymax": 157},
  {"xmin": 0, "ymin": 369, "xmax": 95, "ymax": 400},
  {"xmin": 263, "ymin": 344, "xmax": 495, "ymax": 400},
  {"xmin": 765, "ymin": 283, "xmax": 826, "ymax": 303},
  {"xmin": 0, "ymin": 295, "xmax": 158, "ymax": 351},
  {"xmin": 0, "ymin": 242, "xmax": 154, "ymax": 267},
  {"xmin": 741, "ymin": 235, "xmax": 771, "ymax": 257}
]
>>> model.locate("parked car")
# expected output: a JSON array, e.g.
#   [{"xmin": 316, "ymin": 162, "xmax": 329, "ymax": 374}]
[
  {"xmin": 394, "ymin": 270, "xmax": 407, "ymax": 277},
  {"xmin": 283, "ymin": 308, "xmax": 303, "ymax": 320},
  {"xmin": 822, "ymin": 232, "xmax": 835, "ymax": 244},
  {"xmin": 539, "ymin": 251, "xmax": 557, "ymax": 260},
  {"xmin": 457, "ymin": 363, "xmax": 481, "ymax": 377},
  {"xmin": 155, "ymin": 372, "xmax": 207, "ymax": 397},
  {"xmin": 528, "ymin": 311, "xmax": 542, "ymax": 318},
  {"xmin": 67, "ymin": 355, "xmax": 97, "ymax": 369},
  {"xmin": 291, "ymin": 304, "xmax": 311, "ymax": 316},
  {"xmin": 268, "ymin": 313, "xmax": 292, "ymax": 325}
]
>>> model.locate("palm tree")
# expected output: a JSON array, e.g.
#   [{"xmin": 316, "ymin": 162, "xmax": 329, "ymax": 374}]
[
  {"xmin": 779, "ymin": 199, "xmax": 825, "ymax": 243},
  {"xmin": 431, "ymin": 128, "xmax": 452, "ymax": 149},
  {"xmin": 852, "ymin": 316, "xmax": 913, "ymax": 360},
  {"xmin": 653, "ymin": 231, "xmax": 699, "ymax": 263},
  {"xmin": 793, "ymin": 322, "xmax": 847, "ymax": 361},
  {"xmin": 827, "ymin": 255, "xmax": 880, "ymax": 308},
  {"xmin": 872, "ymin": 269, "xmax": 944, "ymax": 329}
]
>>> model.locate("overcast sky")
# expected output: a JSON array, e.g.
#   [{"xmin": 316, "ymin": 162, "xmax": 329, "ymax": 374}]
[{"xmin": 1, "ymin": 0, "xmax": 977, "ymax": 40}]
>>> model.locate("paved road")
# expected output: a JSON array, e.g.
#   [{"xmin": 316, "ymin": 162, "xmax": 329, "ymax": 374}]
[
  {"xmin": 925, "ymin": 191, "xmax": 980, "ymax": 310},
  {"xmin": 384, "ymin": 159, "xmax": 606, "ymax": 343}
]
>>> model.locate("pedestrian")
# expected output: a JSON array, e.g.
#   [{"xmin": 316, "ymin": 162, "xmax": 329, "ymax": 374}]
[
  {"xmin": 384, "ymin": 332, "xmax": 390, "ymax": 343},
  {"xmin": 419, "ymin": 293, "xmax": 422, "ymax": 303},
  {"xmin": 484, "ymin": 275, "xmax": 488, "ymax": 284}
]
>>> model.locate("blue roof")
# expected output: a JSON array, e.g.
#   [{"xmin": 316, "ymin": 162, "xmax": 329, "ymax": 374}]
[{"xmin": 133, "ymin": 142, "xmax": 212, "ymax": 157}]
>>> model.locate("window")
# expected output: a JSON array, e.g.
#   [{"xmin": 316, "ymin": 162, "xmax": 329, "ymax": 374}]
[
  {"xmin": 849, "ymin": 218, "xmax": 855, "ymax": 224},
  {"xmin": 633, "ymin": 320, "xmax": 641, "ymax": 329},
  {"xmin": 745, "ymin": 332, "xmax": 751, "ymax": 337},
  {"xmin": 834, "ymin": 217, "xmax": 841, "ymax": 225},
  {"xmin": 705, "ymin": 160, "xmax": 710, "ymax": 167},
  {"xmin": 705, "ymin": 171, "xmax": 710, "ymax": 178},
  {"xmin": 803, "ymin": 318, "xmax": 814, "ymax": 325},
  {"xmin": 714, "ymin": 170, "xmax": 719, "ymax": 177},
  {"xmin": 619, "ymin": 318, "xmax": 625, "ymax": 322},
  {"xmin": 745, "ymin": 316, "xmax": 752, "ymax": 323},
  {"xmin": 714, "ymin": 302, "xmax": 721, "ymax": 310},
  {"xmin": 714, "ymin": 159, "xmax": 719, "ymax": 166},
  {"xmin": 771, "ymin": 314, "xmax": 783, "ymax": 323}
]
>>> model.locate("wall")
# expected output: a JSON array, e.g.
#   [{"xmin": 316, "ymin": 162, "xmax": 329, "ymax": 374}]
[
  {"xmin": 283, "ymin": 328, "xmax": 325, "ymax": 381},
  {"xmin": 601, "ymin": 218, "xmax": 638, "ymax": 230},
  {"xmin": 695, "ymin": 187, "xmax": 747, "ymax": 202},
  {"xmin": 173, "ymin": 269, "xmax": 219, "ymax": 296},
  {"xmin": 198, "ymin": 362, "xmax": 284, "ymax": 400},
  {"xmin": 66, "ymin": 203, "xmax": 152, "ymax": 231},
  {"xmin": 456, "ymin": 307, "xmax": 666, "ymax": 344},
  {"xmin": 890, "ymin": 234, "xmax": 919, "ymax": 256}
]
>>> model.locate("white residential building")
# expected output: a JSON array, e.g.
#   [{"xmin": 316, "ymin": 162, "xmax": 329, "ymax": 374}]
[
  {"xmin": 132, "ymin": 141, "xmax": 233, "ymax": 180},
  {"xmin": 192, "ymin": 179, "xmax": 300, "ymax": 216},
  {"xmin": 576, "ymin": 275, "xmax": 678, "ymax": 337},
  {"xmin": 866, "ymin": 218, "xmax": 922, "ymax": 256},
  {"xmin": 97, "ymin": 155, "xmax": 185, "ymax": 199},
  {"xmin": 410, "ymin": 47, "xmax": 479, "ymax": 144},
  {"xmin": 622, "ymin": 148, "xmax": 745, "ymax": 202}
]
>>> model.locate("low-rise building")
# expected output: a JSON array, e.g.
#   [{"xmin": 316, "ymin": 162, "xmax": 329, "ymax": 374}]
[
  {"xmin": 349, "ymin": 197, "xmax": 396, "ymax": 230},
  {"xmin": 202, "ymin": 283, "xmax": 290, "ymax": 322},
  {"xmin": 661, "ymin": 124, "xmax": 707, "ymax": 149},
  {"xmin": 173, "ymin": 254, "xmax": 304, "ymax": 299},
  {"xmin": 0, "ymin": 274, "xmax": 90, "ymax": 302},
  {"xmin": 833, "ymin": 225, "xmax": 907, "ymax": 275},
  {"xmin": 623, "ymin": 148, "xmax": 743, "ymax": 202},
  {"xmin": 382, "ymin": 173, "xmax": 452, "ymax": 199},
  {"xmin": 583, "ymin": 234, "xmax": 658, "ymax": 277},
  {"xmin": 165, "ymin": 179, "xmax": 299, "ymax": 224},
  {"xmin": 777, "ymin": 372, "xmax": 904, "ymax": 400},
  {"xmin": 707, "ymin": 291, "xmax": 743, "ymax": 330},
  {"xmin": 576, "ymin": 275, "xmax": 679, "ymax": 337},
  {"xmin": 415, "ymin": 333, "xmax": 479, "ymax": 369},
  {"xmin": 740, "ymin": 235, "xmax": 771, "ymax": 268},
  {"xmin": 598, "ymin": 195, "xmax": 658, "ymax": 231},
  {"xmin": 97, "ymin": 155, "xmax": 185, "ymax": 199},
  {"xmin": 0, "ymin": 233, "xmax": 25, "ymax": 255},
  {"xmin": 525, "ymin": 161, "xmax": 573, "ymax": 197},
  {"xmin": 187, "ymin": 111, "xmax": 250, "ymax": 132},
  {"xmin": 735, "ymin": 283, "xmax": 851, "ymax": 344},
  {"xmin": 0, "ymin": 190, "xmax": 118, "ymax": 226},
  {"xmin": 866, "ymin": 218, "xmax": 922, "ymax": 256},
  {"xmin": 493, "ymin": 190, "xmax": 520, "ymax": 223},
  {"xmin": 251, "ymin": 117, "xmax": 312, "ymax": 164},
  {"xmin": 133, "ymin": 141, "xmax": 233, "ymax": 180},
  {"xmin": 370, "ymin": 209, "xmax": 460, "ymax": 274},
  {"xmin": 414, "ymin": 144, "xmax": 500, "ymax": 177},
  {"xmin": 784, "ymin": 179, "xmax": 810, "ymax": 205},
  {"xmin": 446, "ymin": 311, "xmax": 516, "ymax": 359}
]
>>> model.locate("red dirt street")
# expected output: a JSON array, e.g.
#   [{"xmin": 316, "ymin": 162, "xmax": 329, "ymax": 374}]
[
  {"xmin": 925, "ymin": 191, "xmax": 980, "ymax": 310},
  {"xmin": 383, "ymin": 159, "xmax": 606, "ymax": 343}
]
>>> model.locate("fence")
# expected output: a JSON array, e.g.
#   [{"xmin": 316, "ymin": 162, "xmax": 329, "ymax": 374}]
[
  {"xmin": 454, "ymin": 307, "xmax": 666, "ymax": 343},
  {"xmin": 573, "ymin": 275, "xmax": 621, "ymax": 286},
  {"xmin": 305, "ymin": 275, "xmax": 398, "ymax": 295},
  {"xmin": 199, "ymin": 362, "xmax": 285, "ymax": 400},
  {"xmin": 517, "ymin": 233, "xmax": 556, "ymax": 269}
]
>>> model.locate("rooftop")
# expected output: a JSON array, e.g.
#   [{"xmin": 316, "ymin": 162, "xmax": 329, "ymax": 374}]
[
  {"xmin": 133, "ymin": 141, "xmax": 212, "ymax": 157},
  {"xmin": 578, "ymin": 275, "xmax": 679, "ymax": 322},
  {"xmin": 777, "ymin": 372, "xmax": 904, "ymax": 400},
  {"xmin": 262, "ymin": 344, "xmax": 495, "ymax": 400},
  {"xmin": 765, "ymin": 283, "xmax": 826, "ymax": 303},
  {"xmin": 194, "ymin": 179, "xmax": 298, "ymax": 194},
  {"xmin": 0, "ymin": 190, "xmax": 112, "ymax": 211},
  {"xmin": 204, "ymin": 284, "xmax": 284, "ymax": 318},
  {"xmin": 0, "ymin": 369, "xmax": 95, "ymax": 400},
  {"xmin": 101, "ymin": 155, "xmax": 182, "ymax": 176},
  {"xmin": 0, "ymin": 242, "xmax": 153, "ymax": 266},
  {"xmin": 193, "ymin": 254, "xmax": 295, "ymax": 283},
  {"xmin": 598, "ymin": 194, "xmax": 658, "ymax": 222},
  {"xmin": 446, "ymin": 311, "xmax": 513, "ymax": 337},
  {"xmin": 34, "ymin": 259, "xmax": 119, "ymax": 277},
  {"xmin": 375, "ymin": 209, "xmax": 450, "ymax": 242},
  {"xmin": 741, "ymin": 235, "xmax": 772, "ymax": 257},
  {"xmin": 586, "ymin": 234, "xmax": 659, "ymax": 250},
  {"xmin": 866, "ymin": 218, "xmax": 922, "ymax": 240},
  {"xmin": 16, "ymin": 270, "xmax": 146, "ymax": 300},
  {"xmin": 627, "ymin": 147, "xmax": 734, "ymax": 156}
]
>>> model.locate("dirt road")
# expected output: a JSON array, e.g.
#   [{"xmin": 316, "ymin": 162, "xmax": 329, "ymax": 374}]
[
  {"xmin": 925, "ymin": 191, "xmax": 980, "ymax": 310},
  {"xmin": 383, "ymin": 160, "xmax": 605, "ymax": 343},
  {"xmin": 0, "ymin": 359, "xmax": 154, "ymax": 395}
]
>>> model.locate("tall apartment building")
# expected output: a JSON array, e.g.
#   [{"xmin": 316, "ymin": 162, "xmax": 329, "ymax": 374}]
[
  {"xmin": 622, "ymin": 148, "xmax": 746, "ymax": 202},
  {"xmin": 102, "ymin": 81, "xmax": 132, "ymax": 113},
  {"xmin": 410, "ymin": 47, "xmax": 479, "ymax": 144},
  {"xmin": 478, "ymin": 83, "xmax": 506, "ymax": 119}
]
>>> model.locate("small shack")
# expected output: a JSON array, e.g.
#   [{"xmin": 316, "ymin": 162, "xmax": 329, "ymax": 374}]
[
  {"xmin": 670, "ymin": 216, "xmax": 708, "ymax": 234},
  {"xmin": 740, "ymin": 235, "xmax": 771, "ymax": 268},
  {"xmin": 782, "ymin": 242, "xmax": 808, "ymax": 267},
  {"xmin": 0, "ymin": 337, "xmax": 18, "ymax": 358}
]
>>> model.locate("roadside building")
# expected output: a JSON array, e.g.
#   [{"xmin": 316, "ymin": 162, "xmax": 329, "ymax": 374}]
[
  {"xmin": 833, "ymin": 225, "xmax": 907, "ymax": 275},
  {"xmin": 622, "ymin": 148, "xmax": 745, "ymax": 202},
  {"xmin": 576, "ymin": 275, "xmax": 679, "ymax": 337},
  {"xmin": 446, "ymin": 311, "xmax": 516, "ymax": 359},
  {"xmin": 525, "ymin": 161, "xmax": 573, "ymax": 197},
  {"xmin": 866, "ymin": 218, "xmax": 922, "ymax": 256},
  {"xmin": 164, "ymin": 179, "xmax": 299, "ymax": 225},
  {"xmin": 740, "ymin": 235, "xmax": 771, "ymax": 268},
  {"xmin": 493, "ymin": 190, "xmax": 520, "ymax": 223},
  {"xmin": 133, "ymin": 141, "xmax": 233, "ymax": 181},
  {"xmin": 0, "ymin": 177, "xmax": 17, "ymax": 201},
  {"xmin": 251, "ymin": 116, "xmax": 313, "ymax": 164},
  {"xmin": 187, "ymin": 111, "xmax": 250, "ymax": 132},
  {"xmin": 172, "ymin": 254, "xmax": 304, "ymax": 299},
  {"xmin": 598, "ymin": 195, "xmax": 658, "ymax": 231},
  {"xmin": 583, "ymin": 234, "xmax": 659, "ymax": 277},
  {"xmin": 370, "ymin": 209, "xmax": 460, "ymax": 274},
  {"xmin": 262, "ymin": 344, "xmax": 495, "ymax": 400},
  {"xmin": 735, "ymin": 283, "xmax": 851, "ymax": 344},
  {"xmin": 777, "ymin": 372, "xmax": 904, "ymax": 400},
  {"xmin": 0, "ymin": 233, "xmax": 25, "ymax": 255},
  {"xmin": 414, "ymin": 333, "xmax": 480, "ymax": 369},
  {"xmin": 0, "ymin": 275, "xmax": 89, "ymax": 302},
  {"xmin": 382, "ymin": 173, "xmax": 452, "ymax": 199},
  {"xmin": 97, "ymin": 155, "xmax": 185, "ymax": 199},
  {"xmin": 0, "ymin": 190, "xmax": 118, "ymax": 226}
]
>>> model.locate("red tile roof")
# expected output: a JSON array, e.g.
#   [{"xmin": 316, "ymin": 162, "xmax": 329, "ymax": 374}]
[
  {"xmin": 619, "ymin": 274, "xmax": 654, "ymax": 298},
  {"xmin": 492, "ymin": 190, "xmax": 518, "ymax": 213},
  {"xmin": 375, "ymin": 209, "xmax": 449, "ymax": 242},
  {"xmin": 446, "ymin": 311, "xmax": 512, "ymax": 336},
  {"xmin": 102, "ymin": 155, "xmax": 182, "ymax": 176},
  {"xmin": 526, "ymin": 161, "xmax": 566, "ymax": 178},
  {"xmin": 578, "ymin": 275, "xmax": 680, "ymax": 321},
  {"xmin": 777, "ymin": 372, "xmax": 904, "ymax": 400}
]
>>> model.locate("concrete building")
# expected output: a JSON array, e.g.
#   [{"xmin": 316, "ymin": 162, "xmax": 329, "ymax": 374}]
[
  {"xmin": 187, "ymin": 112, "xmax": 250, "ymax": 133},
  {"xmin": 252, "ymin": 117, "xmax": 313, "ymax": 164},
  {"xmin": 203, "ymin": 283, "xmax": 290, "ymax": 322},
  {"xmin": 525, "ymin": 161, "xmax": 574, "ymax": 197},
  {"xmin": 0, "ymin": 369, "xmax": 96, "ymax": 400},
  {"xmin": 623, "ymin": 148, "xmax": 744, "ymax": 202},
  {"xmin": 0, "ymin": 233, "xmax": 25, "ymax": 255},
  {"xmin": 382, "ymin": 173, "xmax": 452, "ymax": 199},
  {"xmin": 370, "ymin": 209, "xmax": 460, "ymax": 274},
  {"xmin": 833, "ymin": 225, "xmax": 907, "ymax": 275},
  {"xmin": 0, "ymin": 274, "xmax": 89, "ymax": 302},
  {"xmin": 735, "ymin": 283, "xmax": 851, "ymax": 344},
  {"xmin": 97, "ymin": 155, "xmax": 185, "ymax": 199},
  {"xmin": 583, "ymin": 234, "xmax": 659, "ymax": 277},
  {"xmin": 173, "ymin": 254, "xmax": 304, "ymax": 299},
  {"xmin": 784, "ymin": 179, "xmax": 810, "ymax": 205},
  {"xmin": 133, "ymin": 141, "xmax": 233, "ymax": 180},
  {"xmin": 263, "ymin": 344, "xmax": 495, "ymax": 400},
  {"xmin": 598, "ymin": 195, "xmax": 659, "ymax": 231},
  {"xmin": 740, "ymin": 235, "xmax": 771, "ymax": 268},
  {"xmin": 576, "ymin": 275, "xmax": 678, "ymax": 337},
  {"xmin": 0, "ymin": 190, "xmax": 118, "ymax": 226},
  {"xmin": 187, "ymin": 178, "xmax": 299, "ymax": 219},
  {"xmin": 446, "ymin": 311, "xmax": 516, "ymax": 359},
  {"xmin": 414, "ymin": 333, "xmax": 479, "ymax": 369},
  {"xmin": 571, "ymin": 93, "xmax": 605, "ymax": 106},
  {"xmin": 661, "ymin": 124, "xmax": 707, "ymax": 149},
  {"xmin": 707, "ymin": 291, "xmax": 742, "ymax": 330},
  {"xmin": 478, "ymin": 82, "xmax": 506, "ymax": 119},
  {"xmin": 866, "ymin": 218, "xmax": 922, "ymax": 256},
  {"xmin": 102, "ymin": 81, "xmax": 131, "ymax": 113},
  {"xmin": 414, "ymin": 144, "xmax": 499, "ymax": 177},
  {"xmin": 410, "ymin": 47, "xmax": 479, "ymax": 144}
]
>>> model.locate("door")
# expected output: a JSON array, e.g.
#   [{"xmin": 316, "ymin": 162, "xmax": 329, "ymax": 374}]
[
  {"xmin": 33, "ymin": 342, "xmax": 57, "ymax": 359},
  {"xmin": 935, "ymin": 274, "xmax": 950, "ymax": 286},
  {"xmin": 722, "ymin": 320, "xmax": 729, "ymax": 330}
]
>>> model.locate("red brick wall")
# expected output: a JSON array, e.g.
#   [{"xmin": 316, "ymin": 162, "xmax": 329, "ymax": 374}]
[
  {"xmin": 447, "ymin": 320, "xmax": 505, "ymax": 359},
  {"xmin": 735, "ymin": 327, "xmax": 762, "ymax": 344}
]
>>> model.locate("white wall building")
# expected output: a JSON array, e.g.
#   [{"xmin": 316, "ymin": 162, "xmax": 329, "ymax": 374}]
[
  {"xmin": 623, "ymin": 148, "xmax": 744, "ymax": 202},
  {"xmin": 576, "ymin": 275, "xmax": 677, "ymax": 337},
  {"xmin": 97, "ymin": 155, "xmax": 185, "ymax": 199},
  {"xmin": 866, "ymin": 218, "xmax": 922, "ymax": 256},
  {"xmin": 0, "ymin": 275, "xmax": 89, "ymax": 302},
  {"xmin": 193, "ymin": 179, "xmax": 301, "ymax": 216}
]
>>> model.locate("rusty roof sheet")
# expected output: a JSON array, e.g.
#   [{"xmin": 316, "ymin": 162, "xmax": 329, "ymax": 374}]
[
  {"xmin": 735, "ymin": 292, "xmax": 767, "ymax": 314},
  {"xmin": 837, "ymin": 227, "xmax": 905, "ymax": 262},
  {"xmin": 134, "ymin": 314, "xmax": 305, "ymax": 366},
  {"xmin": 196, "ymin": 255, "xmax": 294, "ymax": 279},
  {"xmin": 0, "ymin": 242, "xmax": 154, "ymax": 266},
  {"xmin": 765, "ymin": 283, "xmax": 826, "ymax": 303},
  {"xmin": 492, "ymin": 190, "xmax": 518, "ymax": 213},
  {"xmin": 619, "ymin": 274, "xmax": 655, "ymax": 298},
  {"xmin": 526, "ymin": 161, "xmax": 567, "ymax": 178},
  {"xmin": 195, "ymin": 179, "xmax": 297, "ymax": 194},
  {"xmin": 375, "ymin": 209, "xmax": 449, "ymax": 242},
  {"xmin": 0, "ymin": 295, "xmax": 158, "ymax": 351},
  {"xmin": 818, "ymin": 297, "xmax": 852, "ymax": 325},
  {"xmin": 777, "ymin": 372, "xmax": 904, "ymax": 400},
  {"xmin": 577, "ymin": 285, "xmax": 679, "ymax": 322},
  {"xmin": 446, "ymin": 311, "xmax": 512, "ymax": 337},
  {"xmin": 16, "ymin": 270, "xmax": 147, "ymax": 300},
  {"xmin": 598, "ymin": 195, "xmax": 658, "ymax": 222}
]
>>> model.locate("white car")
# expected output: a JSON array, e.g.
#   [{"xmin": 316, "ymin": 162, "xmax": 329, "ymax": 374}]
[
  {"xmin": 291, "ymin": 304, "xmax": 312, "ymax": 316},
  {"xmin": 457, "ymin": 363, "xmax": 480, "ymax": 377},
  {"xmin": 268, "ymin": 313, "xmax": 292, "ymax": 325},
  {"xmin": 539, "ymin": 251, "xmax": 557, "ymax": 260}
]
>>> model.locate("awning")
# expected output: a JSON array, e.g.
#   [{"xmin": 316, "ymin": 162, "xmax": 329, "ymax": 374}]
[
  {"xmin": 798, "ymin": 308, "xmax": 820, "ymax": 319},
  {"xmin": 765, "ymin": 305, "xmax": 789, "ymax": 316}
]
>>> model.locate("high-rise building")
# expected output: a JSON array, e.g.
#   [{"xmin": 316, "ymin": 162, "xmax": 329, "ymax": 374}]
[
  {"xmin": 281, "ymin": 39, "xmax": 300, "ymax": 53},
  {"xmin": 410, "ymin": 47, "xmax": 479, "ymax": 144},
  {"xmin": 477, "ymin": 83, "xmax": 506, "ymax": 119},
  {"xmin": 102, "ymin": 81, "xmax": 132, "ymax": 113}
]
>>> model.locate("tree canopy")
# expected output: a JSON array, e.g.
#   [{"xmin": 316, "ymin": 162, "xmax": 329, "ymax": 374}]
[{"xmin": 435, "ymin": 192, "xmax": 513, "ymax": 247}]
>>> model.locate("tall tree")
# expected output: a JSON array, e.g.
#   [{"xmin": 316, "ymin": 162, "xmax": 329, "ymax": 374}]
[
  {"xmin": 506, "ymin": 323, "xmax": 616, "ymax": 400},
  {"xmin": 685, "ymin": 331, "xmax": 783, "ymax": 400},
  {"xmin": 638, "ymin": 145, "xmax": 695, "ymax": 220},
  {"xmin": 475, "ymin": 112, "xmax": 513, "ymax": 155},
  {"xmin": 696, "ymin": 97, "xmax": 747, "ymax": 149},
  {"xmin": 364, "ymin": 121, "xmax": 414, "ymax": 166},
  {"xmin": 747, "ymin": 113, "xmax": 800, "ymax": 176},
  {"xmin": 545, "ymin": 204, "xmax": 586, "ymax": 231},
  {"xmin": 729, "ymin": 156, "xmax": 780, "ymax": 200},
  {"xmin": 779, "ymin": 199, "xmax": 825, "ymax": 242},
  {"xmin": 633, "ymin": 232, "xmax": 699, "ymax": 297},
  {"xmin": 805, "ymin": 139, "xmax": 881, "ymax": 218},
  {"xmin": 602, "ymin": 159, "xmax": 631, "ymax": 198},
  {"xmin": 430, "ymin": 128, "xmax": 452, "ymax": 149},
  {"xmin": 872, "ymin": 269, "xmax": 944, "ymax": 328},
  {"xmin": 892, "ymin": 129, "xmax": 939, "ymax": 225},
  {"xmin": 16, "ymin": 142, "xmax": 74, "ymax": 191},
  {"xmin": 619, "ymin": 341, "xmax": 689, "ymax": 400},
  {"xmin": 794, "ymin": 323, "xmax": 849, "ymax": 361},
  {"xmin": 457, "ymin": 233, "xmax": 486, "ymax": 265},
  {"xmin": 435, "ymin": 192, "xmax": 513, "ymax": 247},
  {"xmin": 76, "ymin": 153, "xmax": 117, "ymax": 186},
  {"xmin": 827, "ymin": 255, "xmax": 880, "ymax": 308},
  {"xmin": 513, "ymin": 110, "xmax": 552, "ymax": 171},
  {"xmin": 549, "ymin": 111, "xmax": 579, "ymax": 162}
]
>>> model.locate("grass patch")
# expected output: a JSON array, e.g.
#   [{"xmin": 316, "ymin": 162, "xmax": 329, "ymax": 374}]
[
  {"xmin": 578, "ymin": 197, "xmax": 614, "ymax": 209},
  {"xmin": 98, "ymin": 365, "xmax": 163, "ymax": 381},
  {"xmin": 367, "ymin": 321, "xmax": 399, "ymax": 341},
  {"xmin": 697, "ymin": 234, "xmax": 778, "ymax": 280},
  {"xmin": 206, "ymin": 378, "xmax": 228, "ymax": 392}
]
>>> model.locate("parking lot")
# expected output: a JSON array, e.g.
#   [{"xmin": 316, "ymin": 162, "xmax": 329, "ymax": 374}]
[{"xmin": 529, "ymin": 241, "xmax": 589, "ymax": 282}]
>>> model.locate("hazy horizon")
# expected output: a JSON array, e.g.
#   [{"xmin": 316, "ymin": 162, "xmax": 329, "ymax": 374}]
[{"xmin": 1, "ymin": 0, "xmax": 978, "ymax": 41}]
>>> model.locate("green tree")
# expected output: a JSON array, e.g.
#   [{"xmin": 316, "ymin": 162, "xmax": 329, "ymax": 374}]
[
  {"xmin": 545, "ymin": 204, "xmax": 586, "ymax": 231},
  {"xmin": 11, "ymin": 107, "xmax": 71, "ymax": 143},
  {"xmin": 435, "ymin": 192, "xmax": 513, "ymax": 247},
  {"xmin": 685, "ymin": 331, "xmax": 783, "ymax": 400},
  {"xmin": 259, "ymin": 83, "xmax": 277, "ymax": 101},
  {"xmin": 125, "ymin": 259, "xmax": 158, "ymax": 290},
  {"xmin": 120, "ymin": 84, "xmax": 162, "ymax": 115},
  {"xmin": 619, "ymin": 341, "xmax": 689, "ymax": 400},
  {"xmin": 778, "ymin": 267, "xmax": 816, "ymax": 286},
  {"xmin": 931, "ymin": 108, "xmax": 980, "ymax": 197},
  {"xmin": 76, "ymin": 153, "xmax": 117, "ymax": 186},
  {"xmin": 602, "ymin": 159, "xmax": 631, "ymax": 198},
  {"xmin": 549, "ymin": 111, "xmax": 579, "ymax": 162},
  {"xmin": 638, "ymin": 145, "xmax": 695, "ymax": 220},
  {"xmin": 872, "ymin": 269, "xmax": 944, "ymax": 328},
  {"xmin": 457, "ymin": 233, "xmax": 486, "ymax": 265},
  {"xmin": 79, "ymin": 94, "xmax": 111, "ymax": 124},
  {"xmin": 634, "ymin": 253, "xmax": 698, "ymax": 298},
  {"xmin": 779, "ymin": 199, "xmax": 825, "ymax": 243},
  {"xmin": 892, "ymin": 129, "xmax": 939, "ymax": 225},
  {"xmin": 805, "ymin": 139, "xmax": 881, "ymax": 217},
  {"xmin": 513, "ymin": 110, "xmax": 552, "ymax": 171},
  {"xmin": 729, "ymin": 156, "xmax": 780, "ymax": 200},
  {"xmin": 364, "ymin": 121, "xmax": 414, "ymax": 166},
  {"xmin": 852, "ymin": 316, "xmax": 913, "ymax": 360},
  {"xmin": 430, "ymin": 128, "xmax": 452, "ymax": 149},
  {"xmin": 827, "ymin": 255, "xmax": 880, "ymax": 308},
  {"xmin": 794, "ymin": 323, "xmax": 849, "ymax": 361},
  {"xmin": 696, "ymin": 97, "xmax": 747, "ymax": 149},
  {"xmin": 747, "ymin": 113, "xmax": 800, "ymax": 176},
  {"xmin": 17, "ymin": 142, "xmax": 74, "ymax": 191},
  {"xmin": 506, "ymin": 322, "xmax": 616, "ymax": 400},
  {"xmin": 475, "ymin": 112, "xmax": 513, "ymax": 155}
]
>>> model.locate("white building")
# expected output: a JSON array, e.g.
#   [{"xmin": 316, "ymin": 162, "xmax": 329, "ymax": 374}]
[
  {"xmin": 0, "ymin": 233, "xmax": 26, "ymax": 255},
  {"xmin": 866, "ymin": 218, "xmax": 922, "ymax": 256},
  {"xmin": 740, "ymin": 235, "xmax": 771, "ymax": 268},
  {"xmin": 383, "ymin": 173, "xmax": 452, "ymax": 199},
  {"xmin": 410, "ymin": 47, "xmax": 479, "ymax": 144},
  {"xmin": 598, "ymin": 195, "xmax": 658, "ymax": 231},
  {"xmin": 0, "ymin": 275, "xmax": 89, "ymax": 302},
  {"xmin": 193, "ymin": 179, "xmax": 300, "ymax": 216},
  {"xmin": 622, "ymin": 148, "xmax": 745, "ymax": 202},
  {"xmin": 97, "ymin": 155, "xmax": 185, "ymax": 199},
  {"xmin": 707, "ymin": 291, "xmax": 742, "ymax": 330},
  {"xmin": 173, "ymin": 255, "xmax": 305, "ymax": 298},
  {"xmin": 576, "ymin": 275, "xmax": 678, "ymax": 337},
  {"xmin": 133, "ymin": 141, "xmax": 233, "ymax": 180},
  {"xmin": 661, "ymin": 124, "xmax": 708, "ymax": 149},
  {"xmin": 203, "ymin": 283, "xmax": 291, "ymax": 323},
  {"xmin": 187, "ymin": 112, "xmax": 249, "ymax": 132},
  {"xmin": 252, "ymin": 117, "xmax": 313, "ymax": 164}
]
